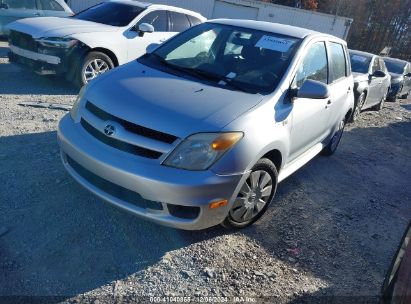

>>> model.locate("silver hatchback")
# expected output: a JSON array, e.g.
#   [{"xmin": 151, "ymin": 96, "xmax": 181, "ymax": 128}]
[{"xmin": 58, "ymin": 19, "xmax": 354, "ymax": 230}]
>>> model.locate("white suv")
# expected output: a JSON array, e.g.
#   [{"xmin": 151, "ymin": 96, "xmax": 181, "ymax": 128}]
[{"xmin": 7, "ymin": 0, "xmax": 206, "ymax": 86}]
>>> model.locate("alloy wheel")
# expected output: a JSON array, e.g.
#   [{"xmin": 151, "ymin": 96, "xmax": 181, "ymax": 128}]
[
  {"xmin": 84, "ymin": 59, "xmax": 110, "ymax": 83},
  {"xmin": 230, "ymin": 170, "xmax": 273, "ymax": 223}
]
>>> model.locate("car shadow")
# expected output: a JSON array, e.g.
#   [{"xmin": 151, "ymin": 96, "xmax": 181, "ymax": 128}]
[
  {"xmin": 1, "ymin": 121, "xmax": 411, "ymax": 300},
  {"xmin": 0, "ymin": 61, "xmax": 78, "ymax": 95},
  {"xmin": 0, "ymin": 131, "xmax": 226, "ymax": 298}
]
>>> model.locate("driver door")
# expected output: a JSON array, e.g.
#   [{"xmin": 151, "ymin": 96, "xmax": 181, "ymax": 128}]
[
  {"xmin": 288, "ymin": 41, "xmax": 331, "ymax": 162},
  {"xmin": 366, "ymin": 57, "xmax": 383, "ymax": 107},
  {"xmin": 125, "ymin": 10, "xmax": 174, "ymax": 62}
]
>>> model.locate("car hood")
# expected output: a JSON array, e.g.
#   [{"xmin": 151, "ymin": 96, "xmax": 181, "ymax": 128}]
[
  {"xmin": 352, "ymin": 72, "xmax": 369, "ymax": 83},
  {"xmin": 7, "ymin": 17, "xmax": 119, "ymax": 39},
  {"xmin": 85, "ymin": 61, "xmax": 264, "ymax": 138}
]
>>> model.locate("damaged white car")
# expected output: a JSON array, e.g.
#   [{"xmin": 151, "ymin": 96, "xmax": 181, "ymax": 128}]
[{"xmin": 7, "ymin": 0, "xmax": 205, "ymax": 86}]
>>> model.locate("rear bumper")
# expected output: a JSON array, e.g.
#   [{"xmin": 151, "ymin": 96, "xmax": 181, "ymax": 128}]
[{"xmin": 57, "ymin": 114, "xmax": 246, "ymax": 230}]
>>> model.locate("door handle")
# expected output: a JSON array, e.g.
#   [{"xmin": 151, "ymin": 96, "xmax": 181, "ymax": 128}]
[
  {"xmin": 325, "ymin": 99, "xmax": 332, "ymax": 109},
  {"xmin": 347, "ymin": 86, "xmax": 351, "ymax": 93}
]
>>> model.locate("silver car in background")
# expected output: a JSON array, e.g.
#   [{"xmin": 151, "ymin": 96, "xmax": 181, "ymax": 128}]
[
  {"xmin": 0, "ymin": 0, "xmax": 73, "ymax": 36},
  {"xmin": 58, "ymin": 19, "xmax": 354, "ymax": 230},
  {"xmin": 349, "ymin": 49, "xmax": 391, "ymax": 122}
]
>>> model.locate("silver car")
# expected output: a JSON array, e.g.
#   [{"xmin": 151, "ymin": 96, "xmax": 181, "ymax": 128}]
[
  {"xmin": 0, "ymin": 0, "xmax": 73, "ymax": 36},
  {"xmin": 58, "ymin": 19, "xmax": 354, "ymax": 230}
]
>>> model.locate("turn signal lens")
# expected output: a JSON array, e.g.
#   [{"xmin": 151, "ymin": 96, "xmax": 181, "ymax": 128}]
[
  {"xmin": 211, "ymin": 133, "xmax": 243, "ymax": 151},
  {"xmin": 209, "ymin": 199, "xmax": 228, "ymax": 209}
]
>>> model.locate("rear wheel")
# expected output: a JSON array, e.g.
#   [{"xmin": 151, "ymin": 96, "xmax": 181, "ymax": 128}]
[
  {"xmin": 222, "ymin": 158, "xmax": 278, "ymax": 229},
  {"xmin": 321, "ymin": 118, "xmax": 346, "ymax": 156},
  {"xmin": 75, "ymin": 51, "xmax": 114, "ymax": 87}
]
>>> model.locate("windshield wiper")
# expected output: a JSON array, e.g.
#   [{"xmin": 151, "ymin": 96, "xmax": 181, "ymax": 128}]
[{"xmin": 149, "ymin": 54, "xmax": 254, "ymax": 94}]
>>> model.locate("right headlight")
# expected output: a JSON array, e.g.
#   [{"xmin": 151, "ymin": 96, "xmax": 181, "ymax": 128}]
[
  {"xmin": 163, "ymin": 132, "xmax": 243, "ymax": 171},
  {"xmin": 70, "ymin": 86, "xmax": 86, "ymax": 120}
]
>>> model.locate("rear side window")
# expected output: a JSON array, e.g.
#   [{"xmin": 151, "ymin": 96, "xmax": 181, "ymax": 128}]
[
  {"xmin": 187, "ymin": 15, "xmax": 202, "ymax": 26},
  {"xmin": 3, "ymin": 0, "xmax": 36, "ymax": 9},
  {"xmin": 170, "ymin": 11, "xmax": 191, "ymax": 32},
  {"xmin": 329, "ymin": 42, "xmax": 347, "ymax": 82},
  {"xmin": 39, "ymin": 0, "xmax": 64, "ymax": 11},
  {"xmin": 293, "ymin": 41, "xmax": 328, "ymax": 88},
  {"xmin": 137, "ymin": 10, "xmax": 168, "ymax": 32}
]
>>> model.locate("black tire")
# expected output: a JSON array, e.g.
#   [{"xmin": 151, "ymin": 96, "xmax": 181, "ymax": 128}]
[
  {"xmin": 321, "ymin": 118, "xmax": 346, "ymax": 156},
  {"xmin": 222, "ymin": 158, "xmax": 278, "ymax": 229},
  {"xmin": 349, "ymin": 92, "xmax": 366, "ymax": 123},
  {"xmin": 74, "ymin": 51, "xmax": 114, "ymax": 87},
  {"xmin": 374, "ymin": 91, "xmax": 387, "ymax": 111}
]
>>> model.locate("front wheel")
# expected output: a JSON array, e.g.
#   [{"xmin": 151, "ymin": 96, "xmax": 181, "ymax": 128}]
[
  {"xmin": 349, "ymin": 92, "xmax": 366, "ymax": 123},
  {"xmin": 75, "ymin": 51, "xmax": 114, "ymax": 87},
  {"xmin": 321, "ymin": 118, "xmax": 346, "ymax": 156},
  {"xmin": 222, "ymin": 158, "xmax": 278, "ymax": 229},
  {"xmin": 374, "ymin": 91, "xmax": 387, "ymax": 111}
]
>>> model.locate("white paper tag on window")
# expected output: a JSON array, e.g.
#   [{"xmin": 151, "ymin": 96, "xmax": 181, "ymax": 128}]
[
  {"xmin": 351, "ymin": 55, "xmax": 368, "ymax": 62},
  {"xmin": 255, "ymin": 36, "xmax": 295, "ymax": 52}
]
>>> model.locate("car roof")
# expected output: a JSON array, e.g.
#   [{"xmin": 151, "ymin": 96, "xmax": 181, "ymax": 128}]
[
  {"xmin": 383, "ymin": 56, "xmax": 409, "ymax": 65},
  {"xmin": 349, "ymin": 49, "xmax": 376, "ymax": 58},
  {"xmin": 109, "ymin": 0, "xmax": 205, "ymax": 19},
  {"xmin": 208, "ymin": 19, "xmax": 340, "ymax": 40}
]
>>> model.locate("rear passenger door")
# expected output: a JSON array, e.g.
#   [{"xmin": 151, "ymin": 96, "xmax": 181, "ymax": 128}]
[
  {"xmin": 289, "ymin": 41, "xmax": 331, "ymax": 161},
  {"xmin": 326, "ymin": 41, "xmax": 352, "ymax": 126}
]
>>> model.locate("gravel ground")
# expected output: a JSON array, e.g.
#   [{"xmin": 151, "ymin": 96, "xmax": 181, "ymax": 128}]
[{"xmin": 1, "ymin": 40, "xmax": 411, "ymax": 303}]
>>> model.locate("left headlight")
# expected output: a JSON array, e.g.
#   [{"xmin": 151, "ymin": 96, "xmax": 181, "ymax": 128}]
[
  {"xmin": 36, "ymin": 37, "xmax": 78, "ymax": 48},
  {"xmin": 70, "ymin": 86, "xmax": 86, "ymax": 120},
  {"xmin": 163, "ymin": 132, "xmax": 243, "ymax": 171}
]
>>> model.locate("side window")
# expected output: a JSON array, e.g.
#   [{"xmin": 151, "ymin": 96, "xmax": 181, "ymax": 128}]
[
  {"xmin": 3, "ymin": 0, "xmax": 36, "ymax": 9},
  {"xmin": 293, "ymin": 41, "xmax": 328, "ymax": 89},
  {"xmin": 329, "ymin": 42, "xmax": 347, "ymax": 82},
  {"xmin": 170, "ymin": 11, "xmax": 191, "ymax": 32},
  {"xmin": 137, "ymin": 10, "xmax": 167, "ymax": 32},
  {"xmin": 39, "ymin": 0, "xmax": 64, "ymax": 11},
  {"xmin": 187, "ymin": 15, "xmax": 202, "ymax": 26}
]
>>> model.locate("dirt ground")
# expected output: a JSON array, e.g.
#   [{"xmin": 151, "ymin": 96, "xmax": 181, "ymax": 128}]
[{"xmin": 1, "ymin": 40, "xmax": 411, "ymax": 303}]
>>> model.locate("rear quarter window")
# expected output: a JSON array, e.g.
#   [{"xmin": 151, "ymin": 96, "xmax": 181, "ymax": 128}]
[
  {"xmin": 170, "ymin": 11, "xmax": 191, "ymax": 32},
  {"xmin": 329, "ymin": 42, "xmax": 347, "ymax": 82},
  {"xmin": 187, "ymin": 15, "xmax": 202, "ymax": 26}
]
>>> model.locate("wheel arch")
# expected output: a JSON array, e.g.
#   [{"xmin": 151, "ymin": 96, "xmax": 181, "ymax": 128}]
[
  {"xmin": 261, "ymin": 149, "xmax": 283, "ymax": 173},
  {"xmin": 89, "ymin": 47, "xmax": 119, "ymax": 67}
]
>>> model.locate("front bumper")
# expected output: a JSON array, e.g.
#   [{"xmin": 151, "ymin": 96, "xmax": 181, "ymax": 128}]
[
  {"xmin": 57, "ymin": 114, "xmax": 246, "ymax": 230},
  {"xmin": 8, "ymin": 45, "xmax": 68, "ymax": 75}
]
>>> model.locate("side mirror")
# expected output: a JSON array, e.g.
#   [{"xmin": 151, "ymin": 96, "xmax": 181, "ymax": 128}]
[
  {"xmin": 405, "ymin": 72, "xmax": 411, "ymax": 78},
  {"xmin": 0, "ymin": 3, "xmax": 9, "ymax": 9},
  {"xmin": 372, "ymin": 70, "xmax": 386, "ymax": 78},
  {"xmin": 137, "ymin": 23, "xmax": 154, "ymax": 37},
  {"xmin": 146, "ymin": 43, "xmax": 160, "ymax": 54},
  {"xmin": 293, "ymin": 79, "xmax": 330, "ymax": 99}
]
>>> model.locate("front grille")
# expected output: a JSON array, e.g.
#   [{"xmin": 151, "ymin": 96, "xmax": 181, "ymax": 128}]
[
  {"xmin": 81, "ymin": 118, "xmax": 163, "ymax": 159},
  {"xmin": 66, "ymin": 155, "xmax": 163, "ymax": 210},
  {"xmin": 85, "ymin": 102, "xmax": 178, "ymax": 144},
  {"xmin": 9, "ymin": 30, "xmax": 37, "ymax": 52}
]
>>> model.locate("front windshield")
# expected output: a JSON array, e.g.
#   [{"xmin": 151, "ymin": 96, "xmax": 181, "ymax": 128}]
[
  {"xmin": 140, "ymin": 23, "xmax": 301, "ymax": 94},
  {"xmin": 73, "ymin": 3, "xmax": 145, "ymax": 27},
  {"xmin": 349, "ymin": 53, "xmax": 371, "ymax": 73},
  {"xmin": 384, "ymin": 59, "xmax": 406, "ymax": 74}
]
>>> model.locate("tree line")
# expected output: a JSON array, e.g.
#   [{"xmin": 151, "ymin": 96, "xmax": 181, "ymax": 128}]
[{"xmin": 262, "ymin": 0, "xmax": 411, "ymax": 61}]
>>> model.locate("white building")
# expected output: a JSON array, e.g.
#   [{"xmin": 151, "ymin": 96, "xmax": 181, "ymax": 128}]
[{"xmin": 67, "ymin": 0, "xmax": 353, "ymax": 39}]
